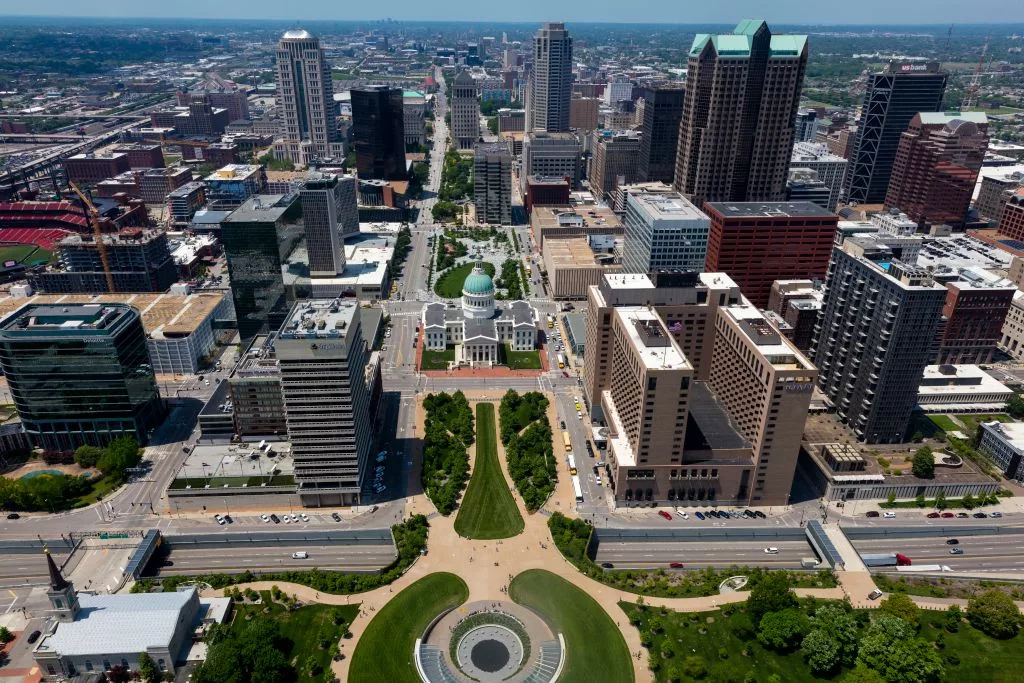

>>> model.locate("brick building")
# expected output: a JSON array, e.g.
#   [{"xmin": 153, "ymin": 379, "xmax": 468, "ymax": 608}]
[{"xmin": 937, "ymin": 280, "xmax": 1016, "ymax": 365}]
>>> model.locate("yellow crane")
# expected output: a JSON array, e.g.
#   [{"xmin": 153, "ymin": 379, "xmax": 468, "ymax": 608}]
[{"xmin": 68, "ymin": 181, "xmax": 115, "ymax": 293}]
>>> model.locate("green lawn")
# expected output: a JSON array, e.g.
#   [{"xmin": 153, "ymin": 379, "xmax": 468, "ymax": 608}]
[
  {"xmin": 349, "ymin": 573, "xmax": 469, "ymax": 683},
  {"xmin": 510, "ymin": 569, "xmax": 632, "ymax": 683},
  {"xmin": 454, "ymin": 403, "xmax": 524, "ymax": 539},
  {"xmin": 420, "ymin": 346, "xmax": 454, "ymax": 370},
  {"xmin": 0, "ymin": 244, "xmax": 39, "ymax": 264},
  {"xmin": 621, "ymin": 598, "xmax": 1024, "ymax": 683},
  {"xmin": 927, "ymin": 413, "xmax": 1011, "ymax": 437},
  {"xmin": 434, "ymin": 261, "xmax": 495, "ymax": 298},
  {"xmin": 927, "ymin": 414, "xmax": 960, "ymax": 433},
  {"xmin": 231, "ymin": 591, "xmax": 358, "ymax": 679},
  {"xmin": 499, "ymin": 344, "xmax": 542, "ymax": 370}
]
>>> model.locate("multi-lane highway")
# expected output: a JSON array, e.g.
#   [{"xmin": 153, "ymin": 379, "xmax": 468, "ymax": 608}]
[
  {"xmin": 594, "ymin": 539, "xmax": 815, "ymax": 569},
  {"xmin": 157, "ymin": 543, "xmax": 396, "ymax": 575},
  {"xmin": 851, "ymin": 531, "xmax": 1024, "ymax": 573}
]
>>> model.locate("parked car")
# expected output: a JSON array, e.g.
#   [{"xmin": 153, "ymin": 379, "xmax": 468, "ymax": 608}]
[
  {"xmin": 300, "ymin": 513, "xmax": 309, "ymax": 522},
  {"xmin": 742, "ymin": 510, "xmax": 754, "ymax": 518},
  {"xmin": 990, "ymin": 511, "xmax": 1003, "ymax": 518},
  {"xmin": 5, "ymin": 513, "xmax": 19, "ymax": 520},
  {"xmin": 868, "ymin": 589, "xmax": 883, "ymax": 601},
  {"xmin": 926, "ymin": 512, "xmax": 940, "ymax": 518},
  {"xmin": 223, "ymin": 514, "xmax": 233, "ymax": 524},
  {"xmin": 270, "ymin": 514, "xmax": 281, "ymax": 524},
  {"xmin": 669, "ymin": 562, "xmax": 684, "ymax": 569},
  {"xmin": 694, "ymin": 511, "xmax": 706, "ymax": 520},
  {"xmin": 331, "ymin": 512, "xmax": 342, "ymax": 522},
  {"xmin": 214, "ymin": 514, "xmax": 225, "ymax": 525},
  {"xmin": 658, "ymin": 510, "xmax": 673, "ymax": 521},
  {"xmin": 27, "ymin": 630, "xmax": 41, "ymax": 644},
  {"xmin": 261, "ymin": 514, "xmax": 270, "ymax": 523},
  {"xmin": 956, "ymin": 512, "xmax": 969, "ymax": 519},
  {"xmin": 973, "ymin": 512, "xmax": 988, "ymax": 519},
  {"xmin": 675, "ymin": 509, "xmax": 689, "ymax": 519},
  {"xmin": 753, "ymin": 510, "xmax": 766, "ymax": 519},
  {"xmin": 946, "ymin": 539, "xmax": 959, "ymax": 545},
  {"xmin": 866, "ymin": 510, "xmax": 880, "ymax": 518},
  {"xmin": 950, "ymin": 547, "xmax": 964, "ymax": 555},
  {"xmin": 941, "ymin": 512, "xmax": 955, "ymax": 518},
  {"xmin": 883, "ymin": 511, "xmax": 897, "ymax": 519}
]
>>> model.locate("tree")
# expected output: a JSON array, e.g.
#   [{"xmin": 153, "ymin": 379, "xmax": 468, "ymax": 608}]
[
  {"xmin": 0, "ymin": 626, "xmax": 12, "ymax": 644},
  {"xmin": 1005, "ymin": 392, "xmax": 1024, "ymax": 418},
  {"xmin": 74, "ymin": 445, "xmax": 103, "ymax": 468},
  {"xmin": 967, "ymin": 590, "xmax": 1021, "ymax": 639},
  {"xmin": 106, "ymin": 666, "xmax": 132, "ymax": 683},
  {"xmin": 912, "ymin": 447, "xmax": 935, "ymax": 478},
  {"xmin": 757, "ymin": 608, "xmax": 808, "ymax": 651},
  {"xmin": 935, "ymin": 490, "xmax": 948, "ymax": 510},
  {"xmin": 138, "ymin": 652, "xmax": 159, "ymax": 683},
  {"xmin": 858, "ymin": 616, "xmax": 943, "ymax": 683},
  {"xmin": 802, "ymin": 628, "xmax": 842, "ymax": 675},
  {"xmin": 803, "ymin": 604, "xmax": 860, "ymax": 672},
  {"xmin": 681, "ymin": 655, "xmax": 707, "ymax": 679},
  {"xmin": 747, "ymin": 572, "xmax": 797, "ymax": 626},
  {"xmin": 944, "ymin": 604, "xmax": 962, "ymax": 633},
  {"xmin": 878, "ymin": 592, "xmax": 920, "ymax": 629},
  {"xmin": 843, "ymin": 665, "xmax": 886, "ymax": 683}
]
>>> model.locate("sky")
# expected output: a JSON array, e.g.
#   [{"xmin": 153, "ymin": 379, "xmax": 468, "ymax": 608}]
[{"xmin": 5, "ymin": 0, "xmax": 1024, "ymax": 25}]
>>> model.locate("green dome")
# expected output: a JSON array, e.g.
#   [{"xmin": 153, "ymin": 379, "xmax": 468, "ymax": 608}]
[{"xmin": 463, "ymin": 264, "xmax": 494, "ymax": 295}]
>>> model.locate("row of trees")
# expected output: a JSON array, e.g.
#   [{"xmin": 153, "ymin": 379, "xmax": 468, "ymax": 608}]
[
  {"xmin": 0, "ymin": 437, "xmax": 141, "ymax": 512},
  {"xmin": 421, "ymin": 392, "xmax": 474, "ymax": 515},
  {"xmin": 500, "ymin": 391, "xmax": 556, "ymax": 512},
  {"xmin": 391, "ymin": 226, "xmax": 412, "ymax": 275},
  {"xmin": 498, "ymin": 390, "xmax": 549, "ymax": 444},
  {"xmin": 495, "ymin": 258, "xmax": 523, "ymax": 300}
]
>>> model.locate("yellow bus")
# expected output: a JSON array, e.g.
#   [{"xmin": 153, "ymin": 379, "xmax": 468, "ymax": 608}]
[
  {"xmin": 562, "ymin": 431, "xmax": 572, "ymax": 452},
  {"xmin": 557, "ymin": 353, "xmax": 566, "ymax": 369},
  {"xmin": 547, "ymin": 315, "xmax": 554, "ymax": 329}
]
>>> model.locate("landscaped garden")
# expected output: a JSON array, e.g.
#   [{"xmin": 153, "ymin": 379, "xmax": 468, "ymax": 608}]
[
  {"xmin": 500, "ymin": 390, "xmax": 557, "ymax": 511},
  {"xmin": 349, "ymin": 572, "xmax": 469, "ymax": 683},
  {"xmin": 434, "ymin": 260, "xmax": 495, "ymax": 298},
  {"xmin": 191, "ymin": 590, "xmax": 358, "ymax": 683},
  {"xmin": 498, "ymin": 344, "xmax": 543, "ymax": 370},
  {"xmin": 420, "ymin": 347, "xmax": 455, "ymax": 371},
  {"xmin": 454, "ymin": 403, "xmax": 524, "ymax": 539},
  {"xmin": 133, "ymin": 515, "xmax": 429, "ymax": 594},
  {"xmin": 510, "ymin": 569, "xmax": 632, "ymax": 683},
  {"xmin": 622, "ymin": 582, "xmax": 1024, "ymax": 683},
  {"xmin": 421, "ymin": 391, "xmax": 473, "ymax": 515},
  {"xmin": 873, "ymin": 573, "xmax": 1024, "ymax": 601},
  {"xmin": 548, "ymin": 513, "xmax": 836, "ymax": 598}
]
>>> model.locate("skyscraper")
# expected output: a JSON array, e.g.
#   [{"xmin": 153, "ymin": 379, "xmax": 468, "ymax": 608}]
[
  {"xmin": 811, "ymin": 238, "xmax": 947, "ymax": 443},
  {"xmin": 884, "ymin": 112, "xmax": 989, "ymax": 228},
  {"xmin": 621, "ymin": 189, "xmax": 710, "ymax": 273},
  {"xmin": 528, "ymin": 23, "xmax": 573, "ymax": 133},
  {"xmin": 674, "ymin": 20, "xmax": 808, "ymax": 207},
  {"xmin": 451, "ymin": 71, "xmax": 480, "ymax": 150},
  {"xmin": 638, "ymin": 84, "xmax": 685, "ymax": 185},
  {"xmin": 0, "ymin": 303, "xmax": 164, "ymax": 451},
  {"xmin": 845, "ymin": 61, "xmax": 948, "ymax": 205},
  {"xmin": 589, "ymin": 131, "xmax": 642, "ymax": 203},
  {"xmin": 351, "ymin": 86, "xmax": 407, "ymax": 181},
  {"xmin": 474, "ymin": 143, "xmax": 512, "ymax": 225},
  {"xmin": 273, "ymin": 29, "xmax": 345, "ymax": 165},
  {"xmin": 300, "ymin": 171, "xmax": 348, "ymax": 277}
]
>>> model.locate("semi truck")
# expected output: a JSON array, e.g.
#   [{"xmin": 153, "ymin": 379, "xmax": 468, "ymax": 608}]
[{"xmin": 860, "ymin": 552, "xmax": 912, "ymax": 567}]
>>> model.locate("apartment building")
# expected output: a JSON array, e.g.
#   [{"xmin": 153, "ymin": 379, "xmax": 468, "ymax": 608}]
[
  {"xmin": 473, "ymin": 143, "xmax": 512, "ymax": 225},
  {"xmin": 975, "ymin": 171, "xmax": 1023, "ymax": 227},
  {"xmin": 937, "ymin": 280, "xmax": 1016, "ymax": 365}
]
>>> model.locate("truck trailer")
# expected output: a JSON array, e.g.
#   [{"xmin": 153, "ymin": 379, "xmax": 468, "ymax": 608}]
[{"xmin": 860, "ymin": 552, "xmax": 912, "ymax": 567}]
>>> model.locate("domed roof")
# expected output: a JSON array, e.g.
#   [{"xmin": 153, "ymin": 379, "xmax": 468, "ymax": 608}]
[
  {"xmin": 462, "ymin": 261, "xmax": 494, "ymax": 295},
  {"xmin": 282, "ymin": 29, "xmax": 313, "ymax": 41}
]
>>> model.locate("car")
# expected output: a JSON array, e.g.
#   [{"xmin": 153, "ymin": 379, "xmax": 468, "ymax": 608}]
[
  {"xmin": 370, "ymin": 505, "xmax": 379, "ymax": 513},
  {"xmin": 675, "ymin": 509, "xmax": 689, "ymax": 519},
  {"xmin": 562, "ymin": 371, "xmax": 569, "ymax": 378},
  {"xmin": 300, "ymin": 513, "xmax": 309, "ymax": 522},
  {"xmin": 742, "ymin": 509, "xmax": 754, "ymax": 518},
  {"xmin": 289, "ymin": 513, "xmax": 299, "ymax": 522},
  {"xmin": 223, "ymin": 514, "xmax": 233, "ymax": 524},
  {"xmin": 941, "ymin": 512, "xmax": 955, "ymax": 518},
  {"xmin": 882, "ymin": 511, "xmax": 897, "ymax": 519},
  {"xmin": 927, "ymin": 512, "xmax": 940, "ymax": 518},
  {"xmin": 753, "ymin": 510, "xmax": 766, "ymax": 519},
  {"xmin": 292, "ymin": 551, "xmax": 309, "ymax": 559},
  {"xmin": 270, "ymin": 514, "xmax": 280, "ymax": 524},
  {"xmin": 707, "ymin": 510, "xmax": 719, "ymax": 519},
  {"xmin": 868, "ymin": 589, "xmax": 883, "ymax": 601},
  {"xmin": 576, "ymin": 411, "xmax": 583, "ymax": 419},
  {"xmin": 560, "ymin": 420, "xmax": 566, "ymax": 429},
  {"xmin": 990, "ymin": 511, "xmax": 1003, "ymax": 518},
  {"xmin": 973, "ymin": 512, "xmax": 988, "ymax": 519},
  {"xmin": 764, "ymin": 547, "xmax": 780, "ymax": 554},
  {"xmin": 694, "ymin": 511, "xmax": 706, "ymax": 520},
  {"xmin": 669, "ymin": 562, "xmax": 684, "ymax": 569},
  {"xmin": 946, "ymin": 539, "xmax": 959, "ymax": 545},
  {"xmin": 214, "ymin": 514, "xmax": 225, "ymax": 525},
  {"xmin": 160, "ymin": 560, "xmax": 174, "ymax": 567},
  {"xmin": 600, "ymin": 562, "xmax": 614, "ymax": 569},
  {"xmin": 261, "ymin": 514, "xmax": 270, "ymax": 523},
  {"xmin": 5, "ymin": 512, "xmax": 19, "ymax": 520},
  {"xmin": 956, "ymin": 512, "xmax": 969, "ymax": 518},
  {"xmin": 331, "ymin": 512, "xmax": 342, "ymax": 522},
  {"xmin": 950, "ymin": 547, "xmax": 964, "ymax": 555},
  {"xmin": 283, "ymin": 516, "xmax": 291, "ymax": 524},
  {"xmin": 866, "ymin": 511, "xmax": 881, "ymax": 518},
  {"xmin": 27, "ymin": 630, "xmax": 41, "ymax": 644},
  {"xmin": 658, "ymin": 510, "xmax": 673, "ymax": 520}
]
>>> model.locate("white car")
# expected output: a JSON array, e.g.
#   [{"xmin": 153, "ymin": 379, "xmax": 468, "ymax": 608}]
[
  {"xmin": 214, "ymin": 514, "xmax": 225, "ymax": 525},
  {"xmin": 292, "ymin": 551, "xmax": 308, "ymax": 559},
  {"xmin": 577, "ymin": 411, "xmax": 583, "ymax": 419},
  {"xmin": 883, "ymin": 511, "xmax": 897, "ymax": 519},
  {"xmin": 300, "ymin": 513, "xmax": 309, "ymax": 522},
  {"xmin": 675, "ymin": 509, "xmax": 689, "ymax": 520},
  {"xmin": 261, "ymin": 514, "xmax": 270, "ymax": 523},
  {"xmin": 291, "ymin": 514, "xmax": 300, "ymax": 522},
  {"xmin": 764, "ymin": 547, "xmax": 779, "ymax": 554},
  {"xmin": 283, "ymin": 516, "xmax": 291, "ymax": 524}
]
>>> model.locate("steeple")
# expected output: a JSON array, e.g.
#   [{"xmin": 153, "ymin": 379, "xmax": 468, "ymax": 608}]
[{"xmin": 45, "ymin": 547, "xmax": 68, "ymax": 591}]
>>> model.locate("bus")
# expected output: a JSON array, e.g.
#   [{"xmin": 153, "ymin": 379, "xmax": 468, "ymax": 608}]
[
  {"xmin": 571, "ymin": 475, "xmax": 584, "ymax": 503},
  {"xmin": 547, "ymin": 315, "xmax": 554, "ymax": 329},
  {"xmin": 526, "ymin": 265, "xmax": 532, "ymax": 278},
  {"xmin": 567, "ymin": 454, "xmax": 577, "ymax": 475},
  {"xmin": 557, "ymin": 353, "xmax": 566, "ymax": 369},
  {"xmin": 562, "ymin": 431, "xmax": 572, "ymax": 452}
]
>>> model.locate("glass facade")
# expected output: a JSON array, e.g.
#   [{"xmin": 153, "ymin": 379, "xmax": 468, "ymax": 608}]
[{"xmin": 0, "ymin": 304, "xmax": 164, "ymax": 451}]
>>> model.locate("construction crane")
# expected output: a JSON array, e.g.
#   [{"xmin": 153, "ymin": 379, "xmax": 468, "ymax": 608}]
[
  {"xmin": 68, "ymin": 181, "xmax": 116, "ymax": 293},
  {"xmin": 962, "ymin": 36, "xmax": 990, "ymax": 111}
]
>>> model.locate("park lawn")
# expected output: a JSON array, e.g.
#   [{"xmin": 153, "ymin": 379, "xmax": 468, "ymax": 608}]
[
  {"xmin": 72, "ymin": 474, "xmax": 122, "ymax": 506},
  {"xmin": 510, "ymin": 569, "xmax": 632, "ymax": 683},
  {"xmin": 434, "ymin": 260, "xmax": 495, "ymax": 298},
  {"xmin": 454, "ymin": 403, "xmax": 524, "ymax": 539},
  {"xmin": 420, "ymin": 347, "xmax": 454, "ymax": 370},
  {"xmin": 231, "ymin": 591, "xmax": 358, "ymax": 679},
  {"xmin": 928, "ymin": 414, "xmax": 960, "ymax": 433},
  {"xmin": 349, "ymin": 573, "xmax": 469, "ymax": 683},
  {"xmin": 499, "ymin": 344, "xmax": 542, "ymax": 370}
]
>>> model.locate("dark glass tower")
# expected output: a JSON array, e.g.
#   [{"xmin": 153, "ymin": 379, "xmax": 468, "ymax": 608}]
[
  {"xmin": 221, "ymin": 195, "xmax": 303, "ymax": 341},
  {"xmin": 845, "ymin": 61, "xmax": 948, "ymax": 205},
  {"xmin": 638, "ymin": 84, "xmax": 685, "ymax": 184},
  {"xmin": 0, "ymin": 303, "xmax": 164, "ymax": 451},
  {"xmin": 351, "ymin": 86, "xmax": 407, "ymax": 180}
]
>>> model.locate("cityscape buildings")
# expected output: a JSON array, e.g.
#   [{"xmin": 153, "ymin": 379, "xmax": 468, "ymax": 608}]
[
  {"xmin": 789, "ymin": 141, "xmax": 848, "ymax": 212},
  {"xmin": 845, "ymin": 61, "xmax": 948, "ymax": 205},
  {"xmin": 299, "ymin": 171, "xmax": 349, "ymax": 278},
  {"xmin": 521, "ymin": 132, "xmax": 580, "ymax": 193},
  {"xmin": 621, "ymin": 189, "xmax": 710, "ymax": 273},
  {"xmin": 673, "ymin": 20, "xmax": 808, "ymax": 207},
  {"xmin": 473, "ymin": 143, "xmax": 512, "ymax": 225},
  {"xmin": 528, "ymin": 23, "xmax": 573, "ymax": 133},
  {"xmin": 451, "ymin": 71, "xmax": 480, "ymax": 150},
  {"xmin": 589, "ymin": 131, "xmax": 642, "ymax": 204},
  {"xmin": 638, "ymin": 84, "xmax": 685, "ymax": 185},
  {"xmin": 351, "ymin": 86, "xmax": 408, "ymax": 180}
]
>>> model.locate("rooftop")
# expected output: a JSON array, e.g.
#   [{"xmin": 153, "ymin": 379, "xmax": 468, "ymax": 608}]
[
  {"xmin": 224, "ymin": 195, "xmax": 291, "ymax": 223},
  {"xmin": 615, "ymin": 307, "xmax": 691, "ymax": 371},
  {"xmin": 205, "ymin": 164, "xmax": 263, "ymax": 182},
  {"xmin": 917, "ymin": 111, "xmax": 988, "ymax": 126},
  {"xmin": 544, "ymin": 237, "xmax": 620, "ymax": 269},
  {"xmin": 723, "ymin": 304, "xmax": 812, "ymax": 369},
  {"xmin": 690, "ymin": 21, "xmax": 807, "ymax": 58},
  {"xmin": 279, "ymin": 298, "xmax": 360, "ymax": 340},
  {"xmin": 0, "ymin": 303, "xmax": 132, "ymax": 334},
  {"xmin": 628, "ymin": 191, "xmax": 708, "ymax": 221},
  {"xmin": 705, "ymin": 201, "xmax": 836, "ymax": 219}
]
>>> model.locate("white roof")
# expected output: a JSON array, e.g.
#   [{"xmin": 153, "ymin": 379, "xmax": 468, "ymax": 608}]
[{"xmin": 37, "ymin": 589, "xmax": 196, "ymax": 658}]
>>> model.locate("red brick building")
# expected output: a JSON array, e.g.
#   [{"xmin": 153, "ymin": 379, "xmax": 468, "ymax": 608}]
[
  {"xmin": 703, "ymin": 201, "xmax": 838, "ymax": 308},
  {"xmin": 884, "ymin": 112, "xmax": 988, "ymax": 229},
  {"xmin": 525, "ymin": 175, "xmax": 570, "ymax": 214},
  {"xmin": 112, "ymin": 143, "xmax": 165, "ymax": 169},
  {"xmin": 63, "ymin": 152, "xmax": 130, "ymax": 185},
  {"xmin": 999, "ymin": 190, "xmax": 1024, "ymax": 242},
  {"xmin": 937, "ymin": 281, "xmax": 1016, "ymax": 365}
]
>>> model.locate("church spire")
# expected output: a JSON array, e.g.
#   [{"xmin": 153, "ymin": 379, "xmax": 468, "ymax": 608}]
[{"xmin": 45, "ymin": 547, "xmax": 68, "ymax": 591}]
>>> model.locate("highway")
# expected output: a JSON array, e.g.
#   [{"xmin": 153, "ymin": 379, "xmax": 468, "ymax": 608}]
[
  {"xmin": 156, "ymin": 543, "xmax": 397, "ymax": 575},
  {"xmin": 594, "ymin": 539, "xmax": 815, "ymax": 569},
  {"xmin": 851, "ymin": 532, "xmax": 1024, "ymax": 572},
  {"xmin": 0, "ymin": 547, "xmax": 73, "ymax": 587}
]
